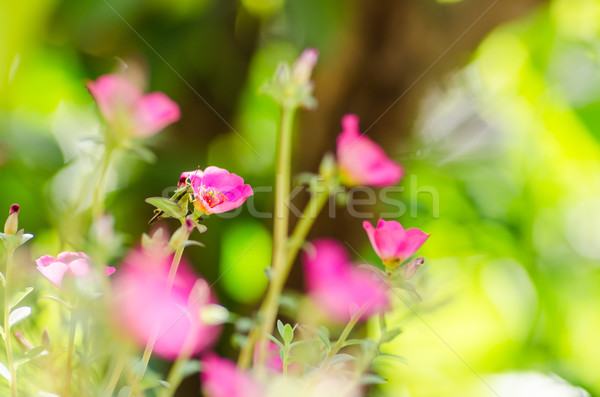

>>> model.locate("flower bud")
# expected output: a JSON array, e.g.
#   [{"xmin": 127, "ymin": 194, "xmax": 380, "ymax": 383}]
[
  {"xmin": 14, "ymin": 331, "xmax": 34, "ymax": 351},
  {"xmin": 318, "ymin": 152, "xmax": 337, "ymax": 181},
  {"xmin": 291, "ymin": 48, "xmax": 319, "ymax": 85},
  {"xmin": 41, "ymin": 327, "xmax": 51, "ymax": 348},
  {"xmin": 199, "ymin": 304, "xmax": 230, "ymax": 325},
  {"xmin": 168, "ymin": 219, "xmax": 194, "ymax": 251},
  {"xmin": 401, "ymin": 257, "xmax": 424, "ymax": 280},
  {"xmin": 4, "ymin": 204, "xmax": 19, "ymax": 235}
]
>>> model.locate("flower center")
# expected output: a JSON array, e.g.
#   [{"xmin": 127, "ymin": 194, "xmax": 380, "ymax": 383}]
[{"xmin": 201, "ymin": 188, "xmax": 227, "ymax": 208}]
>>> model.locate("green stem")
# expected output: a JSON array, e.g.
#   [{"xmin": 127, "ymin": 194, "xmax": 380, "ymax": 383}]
[
  {"xmin": 92, "ymin": 145, "xmax": 114, "ymax": 220},
  {"xmin": 129, "ymin": 243, "xmax": 186, "ymax": 396},
  {"xmin": 159, "ymin": 352, "xmax": 188, "ymax": 397},
  {"xmin": 252, "ymin": 106, "xmax": 295, "ymax": 370},
  {"xmin": 324, "ymin": 304, "xmax": 369, "ymax": 365},
  {"xmin": 3, "ymin": 250, "xmax": 17, "ymax": 397},
  {"xmin": 238, "ymin": 182, "xmax": 330, "ymax": 369},
  {"xmin": 64, "ymin": 309, "xmax": 78, "ymax": 397},
  {"xmin": 103, "ymin": 350, "xmax": 126, "ymax": 397}
]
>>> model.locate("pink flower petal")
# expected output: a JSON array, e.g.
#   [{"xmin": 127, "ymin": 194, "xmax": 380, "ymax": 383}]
[
  {"xmin": 253, "ymin": 341, "xmax": 284, "ymax": 373},
  {"xmin": 68, "ymin": 258, "xmax": 91, "ymax": 277},
  {"xmin": 103, "ymin": 266, "xmax": 116, "ymax": 277},
  {"xmin": 363, "ymin": 219, "xmax": 429, "ymax": 263},
  {"xmin": 36, "ymin": 258, "xmax": 69, "ymax": 289},
  {"xmin": 131, "ymin": 92, "xmax": 181, "ymax": 137},
  {"xmin": 86, "ymin": 74, "xmax": 141, "ymax": 123},
  {"xmin": 398, "ymin": 228, "xmax": 430, "ymax": 259},
  {"xmin": 336, "ymin": 114, "xmax": 404, "ymax": 187},
  {"xmin": 112, "ymin": 249, "xmax": 220, "ymax": 359},
  {"xmin": 182, "ymin": 166, "xmax": 253, "ymax": 215},
  {"xmin": 202, "ymin": 355, "xmax": 263, "ymax": 397},
  {"xmin": 56, "ymin": 251, "xmax": 88, "ymax": 264},
  {"xmin": 303, "ymin": 239, "xmax": 388, "ymax": 322}
]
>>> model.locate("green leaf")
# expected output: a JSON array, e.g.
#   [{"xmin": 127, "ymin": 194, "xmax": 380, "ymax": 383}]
[
  {"xmin": 10, "ymin": 287, "xmax": 33, "ymax": 310},
  {"xmin": 282, "ymin": 324, "xmax": 294, "ymax": 345},
  {"xmin": 157, "ymin": 380, "xmax": 171, "ymax": 389},
  {"xmin": 9, "ymin": 306, "xmax": 32, "ymax": 327},
  {"xmin": 126, "ymin": 144, "xmax": 156, "ymax": 163},
  {"xmin": 277, "ymin": 320, "xmax": 285, "ymax": 339},
  {"xmin": 179, "ymin": 360, "xmax": 202, "ymax": 378},
  {"xmin": 380, "ymin": 328, "xmax": 403, "ymax": 344},
  {"xmin": 231, "ymin": 333, "xmax": 248, "ymax": 348},
  {"xmin": 234, "ymin": 317, "xmax": 254, "ymax": 333},
  {"xmin": 330, "ymin": 354, "xmax": 356, "ymax": 365},
  {"xmin": 15, "ymin": 346, "xmax": 46, "ymax": 366},
  {"xmin": 376, "ymin": 353, "xmax": 408, "ymax": 364},
  {"xmin": 184, "ymin": 240, "xmax": 205, "ymax": 248},
  {"xmin": 342, "ymin": 339, "xmax": 376, "ymax": 349},
  {"xmin": 192, "ymin": 221, "xmax": 208, "ymax": 234},
  {"xmin": 0, "ymin": 361, "xmax": 10, "ymax": 382},
  {"xmin": 316, "ymin": 326, "xmax": 331, "ymax": 350},
  {"xmin": 117, "ymin": 386, "xmax": 131, "ymax": 397},
  {"xmin": 267, "ymin": 334, "xmax": 284, "ymax": 349},
  {"xmin": 145, "ymin": 197, "xmax": 187, "ymax": 219},
  {"xmin": 359, "ymin": 374, "xmax": 387, "ymax": 385},
  {"xmin": 330, "ymin": 353, "xmax": 356, "ymax": 365},
  {"xmin": 37, "ymin": 295, "xmax": 71, "ymax": 310}
]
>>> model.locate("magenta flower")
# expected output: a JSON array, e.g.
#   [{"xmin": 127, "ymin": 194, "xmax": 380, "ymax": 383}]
[
  {"xmin": 363, "ymin": 219, "xmax": 429, "ymax": 266},
  {"xmin": 202, "ymin": 354, "xmax": 263, "ymax": 397},
  {"xmin": 302, "ymin": 239, "xmax": 389, "ymax": 322},
  {"xmin": 87, "ymin": 74, "xmax": 180, "ymax": 137},
  {"xmin": 179, "ymin": 166, "xmax": 253, "ymax": 215},
  {"xmin": 112, "ymin": 249, "xmax": 220, "ymax": 359},
  {"xmin": 36, "ymin": 252, "xmax": 116, "ymax": 289},
  {"xmin": 336, "ymin": 114, "xmax": 404, "ymax": 187}
]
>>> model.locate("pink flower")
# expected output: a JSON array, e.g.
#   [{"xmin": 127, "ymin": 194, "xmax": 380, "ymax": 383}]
[
  {"xmin": 112, "ymin": 249, "xmax": 220, "ymax": 359},
  {"xmin": 87, "ymin": 74, "xmax": 180, "ymax": 137},
  {"xmin": 202, "ymin": 354, "xmax": 263, "ymax": 397},
  {"xmin": 302, "ymin": 239, "xmax": 389, "ymax": 322},
  {"xmin": 336, "ymin": 114, "xmax": 404, "ymax": 187},
  {"xmin": 253, "ymin": 341, "xmax": 283, "ymax": 372},
  {"xmin": 179, "ymin": 167, "xmax": 253, "ymax": 215},
  {"xmin": 36, "ymin": 252, "xmax": 116, "ymax": 289},
  {"xmin": 363, "ymin": 219, "xmax": 429, "ymax": 266}
]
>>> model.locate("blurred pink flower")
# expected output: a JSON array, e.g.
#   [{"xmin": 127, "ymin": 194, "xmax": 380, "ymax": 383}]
[
  {"xmin": 363, "ymin": 219, "xmax": 429, "ymax": 265},
  {"xmin": 336, "ymin": 114, "xmax": 404, "ymax": 187},
  {"xmin": 36, "ymin": 252, "xmax": 115, "ymax": 289},
  {"xmin": 112, "ymin": 249, "xmax": 220, "ymax": 359},
  {"xmin": 253, "ymin": 341, "xmax": 283, "ymax": 372},
  {"xmin": 202, "ymin": 354, "xmax": 263, "ymax": 397},
  {"xmin": 87, "ymin": 74, "xmax": 180, "ymax": 137},
  {"xmin": 302, "ymin": 239, "xmax": 389, "ymax": 322},
  {"xmin": 179, "ymin": 167, "xmax": 253, "ymax": 215}
]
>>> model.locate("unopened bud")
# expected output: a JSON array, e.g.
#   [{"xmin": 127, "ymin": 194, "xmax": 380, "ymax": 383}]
[
  {"xmin": 199, "ymin": 304, "xmax": 230, "ymax": 325},
  {"xmin": 14, "ymin": 331, "xmax": 34, "ymax": 351},
  {"xmin": 318, "ymin": 152, "xmax": 337, "ymax": 181},
  {"xmin": 41, "ymin": 327, "xmax": 51, "ymax": 348},
  {"xmin": 291, "ymin": 48, "xmax": 319, "ymax": 85},
  {"xmin": 168, "ymin": 222, "xmax": 192, "ymax": 251},
  {"xmin": 402, "ymin": 257, "xmax": 424, "ymax": 280},
  {"xmin": 4, "ymin": 204, "xmax": 19, "ymax": 235}
]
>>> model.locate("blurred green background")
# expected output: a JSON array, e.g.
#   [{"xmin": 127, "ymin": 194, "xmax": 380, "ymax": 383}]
[{"xmin": 2, "ymin": 0, "xmax": 600, "ymax": 396}]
